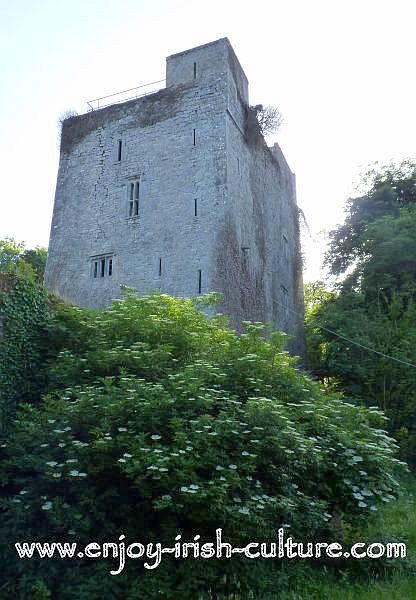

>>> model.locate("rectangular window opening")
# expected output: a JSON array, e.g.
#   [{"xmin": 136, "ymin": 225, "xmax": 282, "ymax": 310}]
[
  {"xmin": 193, "ymin": 129, "xmax": 196, "ymax": 146},
  {"xmin": 193, "ymin": 62, "xmax": 197, "ymax": 79},
  {"xmin": 194, "ymin": 198, "xmax": 198, "ymax": 217},
  {"xmin": 159, "ymin": 258, "xmax": 162, "ymax": 277},
  {"xmin": 198, "ymin": 269, "xmax": 202, "ymax": 294},
  {"xmin": 117, "ymin": 140, "xmax": 122, "ymax": 162},
  {"xmin": 127, "ymin": 179, "xmax": 140, "ymax": 217},
  {"xmin": 92, "ymin": 255, "xmax": 114, "ymax": 279}
]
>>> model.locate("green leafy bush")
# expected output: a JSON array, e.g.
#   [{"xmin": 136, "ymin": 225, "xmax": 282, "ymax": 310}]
[{"xmin": 0, "ymin": 292, "xmax": 406, "ymax": 598}]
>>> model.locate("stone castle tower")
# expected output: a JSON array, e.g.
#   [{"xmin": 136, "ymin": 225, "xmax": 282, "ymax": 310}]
[{"xmin": 45, "ymin": 38, "xmax": 304, "ymax": 353}]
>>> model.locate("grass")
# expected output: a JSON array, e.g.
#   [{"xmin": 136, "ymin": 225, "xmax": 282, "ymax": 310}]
[
  {"xmin": 283, "ymin": 475, "xmax": 416, "ymax": 600},
  {"xmin": 302, "ymin": 577, "xmax": 416, "ymax": 599}
]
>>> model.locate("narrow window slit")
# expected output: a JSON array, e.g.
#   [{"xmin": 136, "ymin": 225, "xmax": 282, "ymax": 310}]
[
  {"xmin": 242, "ymin": 247, "xmax": 250, "ymax": 270},
  {"xmin": 193, "ymin": 129, "xmax": 196, "ymax": 146},
  {"xmin": 108, "ymin": 259, "xmax": 113, "ymax": 277},
  {"xmin": 282, "ymin": 234, "xmax": 289, "ymax": 260},
  {"xmin": 93, "ymin": 261, "xmax": 98, "ymax": 278},
  {"xmin": 194, "ymin": 198, "xmax": 198, "ymax": 216},
  {"xmin": 198, "ymin": 269, "xmax": 202, "ymax": 294},
  {"xmin": 100, "ymin": 258, "xmax": 105, "ymax": 277},
  {"xmin": 159, "ymin": 258, "xmax": 162, "ymax": 276},
  {"xmin": 193, "ymin": 62, "xmax": 197, "ymax": 79},
  {"xmin": 117, "ymin": 140, "xmax": 122, "ymax": 161}
]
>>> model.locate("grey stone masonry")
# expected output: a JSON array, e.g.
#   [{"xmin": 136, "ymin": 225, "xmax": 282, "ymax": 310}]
[{"xmin": 44, "ymin": 38, "xmax": 304, "ymax": 354}]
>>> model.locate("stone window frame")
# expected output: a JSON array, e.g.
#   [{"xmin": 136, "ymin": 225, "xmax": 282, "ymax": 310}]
[
  {"xmin": 126, "ymin": 176, "xmax": 141, "ymax": 218},
  {"xmin": 91, "ymin": 254, "xmax": 114, "ymax": 279}
]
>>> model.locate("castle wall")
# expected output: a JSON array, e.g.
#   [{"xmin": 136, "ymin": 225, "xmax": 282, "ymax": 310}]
[
  {"xmin": 166, "ymin": 38, "xmax": 248, "ymax": 103},
  {"xmin": 45, "ymin": 38, "xmax": 304, "ymax": 352},
  {"xmin": 45, "ymin": 73, "xmax": 228, "ymax": 308},
  {"xmin": 213, "ymin": 72, "xmax": 304, "ymax": 353}
]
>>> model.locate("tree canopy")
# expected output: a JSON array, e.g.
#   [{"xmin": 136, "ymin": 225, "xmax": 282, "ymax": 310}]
[
  {"xmin": 325, "ymin": 161, "xmax": 416, "ymax": 277},
  {"xmin": 0, "ymin": 238, "xmax": 48, "ymax": 281},
  {"xmin": 307, "ymin": 161, "xmax": 416, "ymax": 468}
]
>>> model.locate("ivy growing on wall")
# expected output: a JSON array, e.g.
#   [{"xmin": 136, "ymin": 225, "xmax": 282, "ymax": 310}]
[{"xmin": 0, "ymin": 273, "xmax": 51, "ymax": 434}]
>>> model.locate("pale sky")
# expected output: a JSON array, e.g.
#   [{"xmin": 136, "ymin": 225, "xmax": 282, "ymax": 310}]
[{"xmin": 1, "ymin": 0, "xmax": 415, "ymax": 281}]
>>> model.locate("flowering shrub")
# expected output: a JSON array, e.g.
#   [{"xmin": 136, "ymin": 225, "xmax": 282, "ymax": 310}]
[{"xmin": 0, "ymin": 292, "xmax": 406, "ymax": 598}]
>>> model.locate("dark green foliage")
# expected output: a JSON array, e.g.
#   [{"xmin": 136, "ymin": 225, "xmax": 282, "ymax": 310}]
[
  {"xmin": 307, "ymin": 162, "xmax": 416, "ymax": 467},
  {"xmin": 0, "ymin": 292, "xmax": 405, "ymax": 598},
  {"xmin": 0, "ymin": 238, "xmax": 50, "ymax": 430},
  {"xmin": 358, "ymin": 209, "xmax": 416, "ymax": 295},
  {"xmin": 0, "ymin": 272, "xmax": 51, "ymax": 433},
  {"xmin": 21, "ymin": 247, "xmax": 48, "ymax": 282},
  {"xmin": 325, "ymin": 161, "xmax": 416, "ymax": 277},
  {"xmin": 306, "ymin": 283, "xmax": 416, "ymax": 468},
  {"xmin": 307, "ymin": 164, "xmax": 416, "ymax": 467}
]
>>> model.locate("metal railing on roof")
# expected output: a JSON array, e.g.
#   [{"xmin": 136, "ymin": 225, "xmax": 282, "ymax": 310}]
[{"xmin": 86, "ymin": 79, "xmax": 166, "ymax": 111}]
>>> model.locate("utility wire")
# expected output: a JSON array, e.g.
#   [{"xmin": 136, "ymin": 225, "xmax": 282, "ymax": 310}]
[
  {"xmin": 275, "ymin": 298, "xmax": 416, "ymax": 369},
  {"xmin": 314, "ymin": 322, "xmax": 416, "ymax": 368}
]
